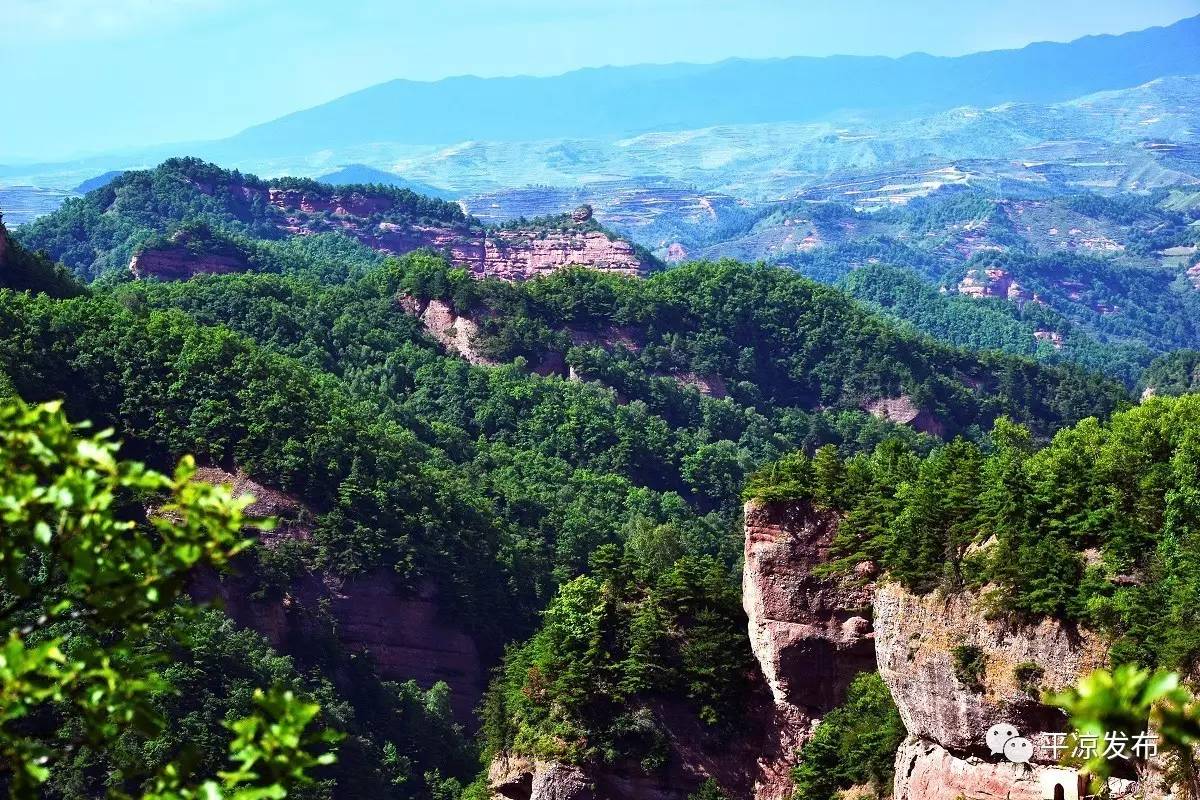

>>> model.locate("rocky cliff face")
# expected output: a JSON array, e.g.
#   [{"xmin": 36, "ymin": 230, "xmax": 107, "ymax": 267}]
[
  {"xmin": 354, "ymin": 223, "xmax": 646, "ymax": 281},
  {"xmin": 397, "ymin": 295, "xmax": 496, "ymax": 366},
  {"xmin": 0, "ymin": 221, "xmax": 9, "ymax": 268},
  {"xmin": 874, "ymin": 584, "xmax": 1108, "ymax": 756},
  {"xmin": 265, "ymin": 186, "xmax": 650, "ymax": 281},
  {"xmin": 186, "ymin": 467, "xmax": 485, "ymax": 722},
  {"xmin": 872, "ymin": 583, "xmax": 1140, "ymax": 800},
  {"xmin": 127, "ymin": 181, "xmax": 651, "ymax": 283},
  {"xmin": 743, "ymin": 499, "xmax": 876, "ymax": 711},
  {"xmin": 130, "ymin": 247, "xmax": 247, "ymax": 280},
  {"xmin": 128, "ymin": 227, "xmax": 249, "ymax": 281},
  {"xmin": 738, "ymin": 499, "xmax": 1162, "ymax": 800}
]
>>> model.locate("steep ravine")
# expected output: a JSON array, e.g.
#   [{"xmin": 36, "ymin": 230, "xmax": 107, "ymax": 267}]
[
  {"xmin": 188, "ymin": 465, "xmax": 1167, "ymax": 798},
  {"xmin": 481, "ymin": 500, "xmax": 871, "ymax": 800}
]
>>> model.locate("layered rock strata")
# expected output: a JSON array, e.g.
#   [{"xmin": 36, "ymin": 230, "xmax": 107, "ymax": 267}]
[
  {"xmin": 186, "ymin": 467, "xmax": 485, "ymax": 722},
  {"xmin": 129, "ymin": 246, "xmax": 247, "ymax": 280},
  {"xmin": 265, "ymin": 186, "xmax": 649, "ymax": 281},
  {"xmin": 873, "ymin": 583, "xmax": 1132, "ymax": 799}
]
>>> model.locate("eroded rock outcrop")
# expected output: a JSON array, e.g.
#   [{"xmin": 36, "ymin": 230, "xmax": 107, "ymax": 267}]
[
  {"xmin": 488, "ymin": 758, "xmax": 596, "ymax": 800},
  {"xmin": 875, "ymin": 584, "xmax": 1108, "ymax": 754},
  {"xmin": 743, "ymin": 498, "xmax": 876, "ymax": 711},
  {"xmin": 128, "ymin": 180, "xmax": 651, "ymax": 284},
  {"xmin": 472, "ymin": 229, "xmax": 644, "ymax": 281},
  {"xmin": 0, "ymin": 220, "xmax": 9, "ymax": 268},
  {"xmin": 398, "ymin": 295, "xmax": 496, "ymax": 366},
  {"xmin": 488, "ymin": 492, "xmax": 1170, "ymax": 800},
  {"xmin": 268, "ymin": 187, "xmax": 394, "ymax": 217},
  {"xmin": 128, "ymin": 227, "xmax": 249, "ymax": 281},
  {"xmin": 186, "ymin": 467, "xmax": 485, "ymax": 722},
  {"xmin": 479, "ymin": 499, "xmax": 854, "ymax": 800},
  {"xmin": 863, "ymin": 395, "xmax": 945, "ymax": 437},
  {"xmin": 129, "ymin": 246, "xmax": 246, "ymax": 280},
  {"xmin": 264, "ymin": 185, "xmax": 650, "ymax": 281},
  {"xmin": 739, "ymin": 498, "xmax": 1165, "ymax": 800},
  {"xmin": 874, "ymin": 583, "xmax": 1147, "ymax": 799},
  {"xmin": 366, "ymin": 225, "xmax": 645, "ymax": 280}
]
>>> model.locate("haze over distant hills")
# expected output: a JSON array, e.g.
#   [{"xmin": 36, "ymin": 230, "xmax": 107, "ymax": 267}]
[
  {"xmin": 2, "ymin": 15, "xmax": 1199, "ymax": 232},
  {"xmin": 219, "ymin": 14, "xmax": 1200, "ymax": 157}
]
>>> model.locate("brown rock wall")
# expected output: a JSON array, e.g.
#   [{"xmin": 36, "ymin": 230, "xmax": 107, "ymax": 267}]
[
  {"xmin": 743, "ymin": 498, "xmax": 876, "ymax": 711},
  {"xmin": 186, "ymin": 467, "xmax": 484, "ymax": 723},
  {"xmin": 129, "ymin": 247, "xmax": 246, "ymax": 280}
]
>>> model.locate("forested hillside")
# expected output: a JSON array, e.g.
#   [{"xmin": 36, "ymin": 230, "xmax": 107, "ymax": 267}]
[
  {"xmin": 14, "ymin": 158, "xmax": 655, "ymax": 285},
  {"xmin": 0, "ymin": 163, "xmax": 1140, "ymax": 798},
  {"xmin": 746, "ymin": 393, "xmax": 1200, "ymax": 670},
  {"xmin": 710, "ymin": 190, "xmax": 1200, "ymax": 387},
  {"xmin": 15, "ymin": 158, "xmax": 466, "ymax": 280}
]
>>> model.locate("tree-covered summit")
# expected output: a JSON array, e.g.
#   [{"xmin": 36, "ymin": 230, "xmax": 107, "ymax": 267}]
[{"xmin": 15, "ymin": 157, "xmax": 471, "ymax": 280}]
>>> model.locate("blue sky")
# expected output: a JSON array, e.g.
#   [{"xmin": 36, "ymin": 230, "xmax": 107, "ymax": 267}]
[{"xmin": 4, "ymin": 0, "xmax": 1199, "ymax": 160}]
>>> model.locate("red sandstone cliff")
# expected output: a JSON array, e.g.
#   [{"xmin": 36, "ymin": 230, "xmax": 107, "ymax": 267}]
[
  {"xmin": 130, "ymin": 248, "xmax": 245, "ymax": 280},
  {"xmin": 186, "ymin": 467, "xmax": 485, "ymax": 723},
  {"xmin": 128, "ymin": 228, "xmax": 248, "ymax": 280},
  {"xmin": 743, "ymin": 499, "xmax": 876, "ymax": 715},
  {"xmin": 341, "ymin": 222, "xmax": 645, "ymax": 282},
  {"xmin": 127, "ymin": 180, "xmax": 651, "ymax": 283},
  {"xmin": 265, "ymin": 185, "xmax": 650, "ymax": 281},
  {"xmin": 738, "ymin": 497, "xmax": 1162, "ymax": 800}
]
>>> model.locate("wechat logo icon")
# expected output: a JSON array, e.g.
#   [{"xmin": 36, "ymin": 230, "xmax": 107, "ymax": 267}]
[{"xmin": 986, "ymin": 723, "xmax": 1034, "ymax": 764}]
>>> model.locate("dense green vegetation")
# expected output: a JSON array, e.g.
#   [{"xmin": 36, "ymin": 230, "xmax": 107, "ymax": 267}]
[
  {"xmin": 945, "ymin": 250, "xmax": 1200, "ymax": 355},
  {"xmin": 14, "ymin": 158, "xmax": 468, "ymax": 280},
  {"xmin": 791, "ymin": 673, "xmax": 906, "ymax": 800},
  {"xmin": 749, "ymin": 394, "xmax": 1200, "ymax": 671},
  {"xmin": 0, "ymin": 398, "xmax": 338, "ymax": 800},
  {"xmin": 413, "ymin": 258, "xmax": 1125, "ymax": 440},
  {"xmin": 18, "ymin": 156, "xmax": 1200, "ymax": 798},
  {"xmin": 1139, "ymin": 350, "xmax": 1200, "ymax": 397},
  {"xmin": 735, "ymin": 189, "xmax": 1200, "ymax": 387},
  {"xmin": 0, "ymin": 238, "xmax": 974, "ymax": 795},
  {"xmin": 843, "ymin": 263, "xmax": 1156, "ymax": 387},
  {"xmin": 0, "ymin": 219, "xmax": 85, "ymax": 298},
  {"xmin": 1063, "ymin": 191, "xmax": 1200, "ymax": 255},
  {"xmin": 476, "ymin": 545, "xmax": 751, "ymax": 771}
]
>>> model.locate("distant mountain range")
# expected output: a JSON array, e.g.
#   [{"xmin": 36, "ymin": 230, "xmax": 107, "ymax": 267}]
[
  {"xmin": 2, "ymin": 16, "xmax": 1199, "ymax": 232},
  {"xmin": 217, "ymin": 14, "xmax": 1200, "ymax": 158}
]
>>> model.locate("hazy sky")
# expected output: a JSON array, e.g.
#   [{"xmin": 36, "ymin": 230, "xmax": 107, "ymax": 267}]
[{"xmin": 4, "ymin": 0, "xmax": 1199, "ymax": 160}]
